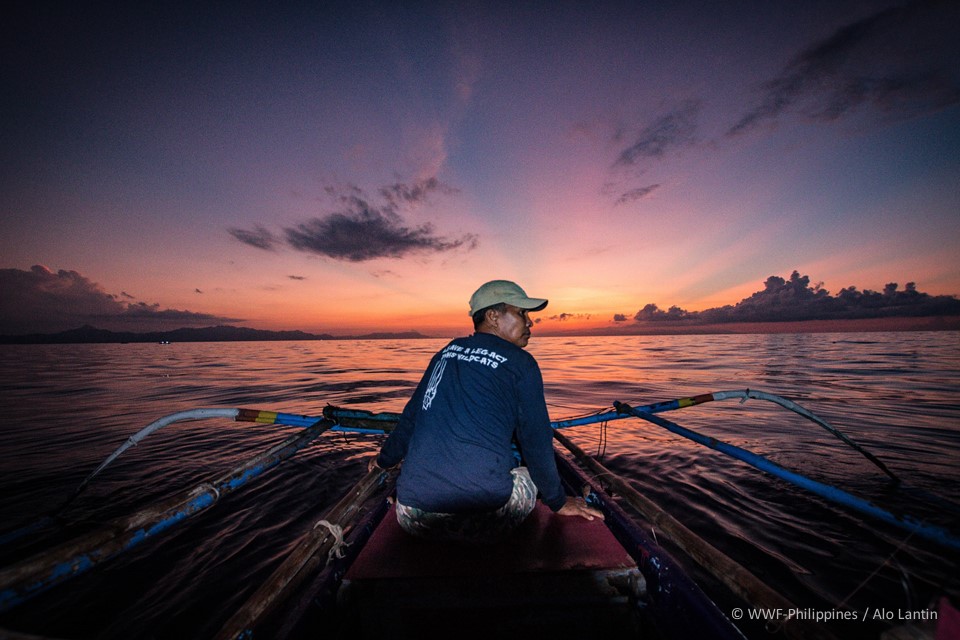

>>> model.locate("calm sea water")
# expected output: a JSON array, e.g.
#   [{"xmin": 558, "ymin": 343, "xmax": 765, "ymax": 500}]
[{"xmin": 0, "ymin": 333, "xmax": 958, "ymax": 639}]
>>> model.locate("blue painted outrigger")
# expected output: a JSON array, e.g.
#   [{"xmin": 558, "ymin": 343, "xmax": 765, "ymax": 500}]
[{"xmin": 2, "ymin": 389, "xmax": 957, "ymax": 639}]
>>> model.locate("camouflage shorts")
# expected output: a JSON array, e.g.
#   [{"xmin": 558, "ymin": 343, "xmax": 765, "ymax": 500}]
[{"xmin": 395, "ymin": 467, "xmax": 538, "ymax": 545}]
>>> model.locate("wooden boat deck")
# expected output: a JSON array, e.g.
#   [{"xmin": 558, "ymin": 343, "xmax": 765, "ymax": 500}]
[{"xmin": 335, "ymin": 502, "xmax": 649, "ymax": 638}]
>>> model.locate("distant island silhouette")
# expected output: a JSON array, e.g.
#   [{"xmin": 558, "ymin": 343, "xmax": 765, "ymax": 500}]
[{"xmin": 0, "ymin": 324, "xmax": 432, "ymax": 345}]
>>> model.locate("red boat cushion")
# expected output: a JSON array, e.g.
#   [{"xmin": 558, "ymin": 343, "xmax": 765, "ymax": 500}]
[{"xmin": 347, "ymin": 502, "xmax": 633, "ymax": 579}]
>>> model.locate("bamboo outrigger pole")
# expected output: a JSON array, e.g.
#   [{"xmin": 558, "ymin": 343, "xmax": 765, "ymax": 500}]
[
  {"xmin": 613, "ymin": 402, "xmax": 960, "ymax": 552},
  {"xmin": 554, "ymin": 389, "xmax": 899, "ymax": 482},
  {"xmin": 0, "ymin": 419, "xmax": 334, "ymax": 613},
  {"xmin": 20, "ymin": 388, "xmax": 890, "ymax": 533},
  {"xmin": 553, "ymin": 430, "xmax": 838, "ymax": 640}
]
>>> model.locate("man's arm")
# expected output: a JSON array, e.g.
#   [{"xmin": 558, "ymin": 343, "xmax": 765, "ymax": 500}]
[
  {"xmin": 513, "ymin": 360, "xmax": 567, "ymax": 511},
  {"xmin": 374, "ymin": 351, "xmax": 439, "ymax": 468},
  {"xmin": 514, "ymin": 358, "xmax": 603, "ymax": 520}
]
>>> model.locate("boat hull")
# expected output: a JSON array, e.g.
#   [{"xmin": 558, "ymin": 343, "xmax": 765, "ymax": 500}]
[{"xmin": 269, "ymin": 452, "xmax": 746, "ymax": 640}]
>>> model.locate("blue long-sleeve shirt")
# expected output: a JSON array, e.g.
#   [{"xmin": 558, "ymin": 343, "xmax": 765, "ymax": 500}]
[{"xmin": 377, "ymin": 332, "xmax": 566, "ymax": 513}]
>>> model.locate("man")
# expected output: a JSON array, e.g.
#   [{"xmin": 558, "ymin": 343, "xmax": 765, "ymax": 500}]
[{"xmin": 371, "ymin": 279, "xmax": 602, "ymax": 544}]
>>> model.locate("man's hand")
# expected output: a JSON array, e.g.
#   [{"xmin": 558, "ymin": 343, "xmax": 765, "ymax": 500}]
[
  {"xmin": 556, "ymin": 496, "xmax": 604, "ymax": 521},
  {"xmin": 368, "ymin": 455, "xmax": 400, "ymax": 472}
]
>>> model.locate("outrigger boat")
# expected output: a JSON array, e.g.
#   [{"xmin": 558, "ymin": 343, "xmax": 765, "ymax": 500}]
[{"xmin": 1, "ymin": 390, "xmax": 957, "ymax": 639}]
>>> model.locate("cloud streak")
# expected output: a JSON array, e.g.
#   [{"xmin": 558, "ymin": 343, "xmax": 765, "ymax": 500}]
[
  {"xmin": 548, "ymin": 313, "xmax": 593, "ymax": 322},
  {"xmin": 615, "ymin": 184, "xmax": 660, "ymax": 206},
  {"xmin": 616, "ymin": 100, "xmax": 701, "ymax": 167},
  {"xmin": 228, "ymin": 225, "xmax": 280, "ymax": 251},
  {"xmin": 379, "ymin": 177, "xmax": 459, "ymax": 208},
  {"xmin": 728, "ymin": 0, "xmax": 960, "ymax": 135},
  {"xmin": 0, "ymin": 266, "xmax": 238, "ymax": 335},
  {"xmin": 232, "ymin": 178, "xmax": 477, "ymax": 262}
]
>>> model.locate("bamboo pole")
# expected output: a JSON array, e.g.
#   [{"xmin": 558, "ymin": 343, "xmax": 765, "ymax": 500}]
[
  {"xmin": 616, "ymin": 403, "xmax": 959, "ymax": 551},
  {"xmin": 0, "ymin": 420, "xmax": 333, "ymax": 613},
  {"xmin": 553, "ymin": 429, "xmax": 839, "ymax": 640}
]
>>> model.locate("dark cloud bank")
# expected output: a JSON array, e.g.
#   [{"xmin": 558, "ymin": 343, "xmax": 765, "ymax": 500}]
[
  {"xmin": 229, "ymin": 178, "xmax": 477, "ymax": 262},
  {"xmin": 0, "ymin": 265, "xmax": 238, "ymax": 335},
  {"xmin": 619, "ymin": 271, "xmax": 960, "ymax": 326}
]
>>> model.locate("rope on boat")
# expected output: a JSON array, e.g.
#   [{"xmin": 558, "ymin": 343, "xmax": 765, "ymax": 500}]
[
  {"xmin": 614, "ymin": 401, "xmax": 960, "ymax": 552},
  {"xmin": 312, "ymin": 519, "xmax": 348, "ymax": 564},
  {"xmin": 0, "ymin": 419, "xmax": 335, "ymax": 614},
  {"xmin": 215, "ymin": 466, "xmax": 395, "ymax": 640}
]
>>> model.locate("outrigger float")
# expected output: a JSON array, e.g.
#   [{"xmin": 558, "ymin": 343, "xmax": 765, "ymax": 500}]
[{"xmin": 1, "ymin": 389, "xmax": 957, "ymax": 639}]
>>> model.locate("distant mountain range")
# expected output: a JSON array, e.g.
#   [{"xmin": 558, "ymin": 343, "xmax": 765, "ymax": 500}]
[{"xmin": 0, "ymin": 324, "xmax": 432, "ymax": 344}]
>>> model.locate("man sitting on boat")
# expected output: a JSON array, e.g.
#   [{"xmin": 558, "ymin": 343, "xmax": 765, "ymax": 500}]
[{"xmin": 370, "ymin": 279, "xmax": 602, "ymax": 544}]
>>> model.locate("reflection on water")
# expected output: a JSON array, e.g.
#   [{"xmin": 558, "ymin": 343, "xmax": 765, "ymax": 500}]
[{"xmin": 0, "ymin": 333, "xmax": 958, "ymax": 638}]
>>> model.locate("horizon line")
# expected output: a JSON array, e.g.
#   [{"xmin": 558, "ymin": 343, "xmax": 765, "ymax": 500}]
[{"xmin": 2, "ymin": 316, "xmax": 958, "ymax": 344}]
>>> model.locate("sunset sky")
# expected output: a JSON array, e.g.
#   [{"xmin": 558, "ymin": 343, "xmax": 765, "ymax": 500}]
[{"xmin": 2, "ymin": 1, "xmax": 959, "ymax": 336}]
